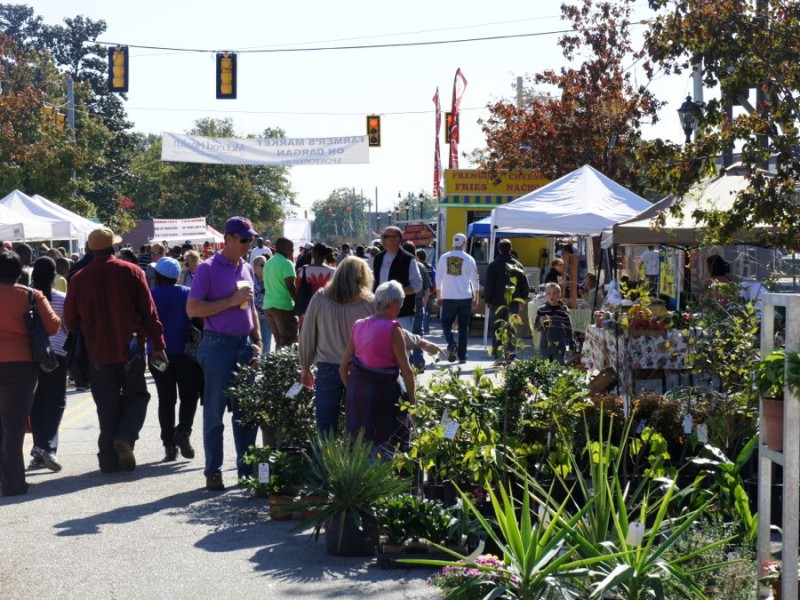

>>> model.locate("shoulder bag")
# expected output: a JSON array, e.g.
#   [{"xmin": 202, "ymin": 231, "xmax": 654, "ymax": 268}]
[{"xmin": 25, "ymin": 288, "xmax": 59, "ymax": 373}]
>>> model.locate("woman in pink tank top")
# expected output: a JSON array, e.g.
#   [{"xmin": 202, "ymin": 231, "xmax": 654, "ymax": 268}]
[{"xmin": 340, "ymin": 281, "xmax": 415, "ymax": 449}]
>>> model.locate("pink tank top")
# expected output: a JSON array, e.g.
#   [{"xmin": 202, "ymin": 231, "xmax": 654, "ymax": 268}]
[{"xmin": 351, "ymin": 316, "xmax": 400, "ymax": 369}]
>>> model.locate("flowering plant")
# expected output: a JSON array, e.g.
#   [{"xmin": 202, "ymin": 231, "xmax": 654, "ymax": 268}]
[
  {"xmin": 759, "ymin": 560, "xmax": 781, "ymax": 586},
  {"xmin": 428, "ymin": 554, "xmax": 506, "ymax": 599}
]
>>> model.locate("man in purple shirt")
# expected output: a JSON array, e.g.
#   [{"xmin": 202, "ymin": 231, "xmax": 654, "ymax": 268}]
[{"xmin": 187, "ymin": 216, "xmax": 263, "ymax": 491}]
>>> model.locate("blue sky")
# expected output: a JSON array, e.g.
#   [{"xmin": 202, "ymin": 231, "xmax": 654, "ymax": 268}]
[{"xmin": 28, "ymin": 0, "xmax": 693, "ymax": 214}]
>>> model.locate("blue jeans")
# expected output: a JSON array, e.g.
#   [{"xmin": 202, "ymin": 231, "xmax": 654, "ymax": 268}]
[
  {"xmin": 423, "ymin": 296, "xmax": 434, "ymax": 334},
  {"xmin": 440, "ymin": 298, "xmax": 472, "ymax": 361},
  {"xmin": 258, "ymin": 313, "xmax": 273, "ymax": 354},
  {"xmin": 30, "ymin": 354, "xmax": 67, "ymax": 453},
  {"xmin": 197, "ymin": 331, "xmax": 258, "ymax": 479},
  {"xmin": 315, "ymin": 362, "xmax": 344, "ymax": 436}
]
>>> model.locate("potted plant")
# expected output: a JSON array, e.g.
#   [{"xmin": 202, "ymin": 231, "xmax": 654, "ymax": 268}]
[
  {"xmin": 756, "ymin": 349, "xmax": 800, "ymax": 451},
  {"xmin": 231, "ymin": 345, "xmax": 316, "ymax": 449},
  {"xmin": 240, "ymin": 445, "xmax": 305, "ymax": 520},
  {"xmin": 294, "ymin": 432, "xmax": 409, "ymax": 556}
]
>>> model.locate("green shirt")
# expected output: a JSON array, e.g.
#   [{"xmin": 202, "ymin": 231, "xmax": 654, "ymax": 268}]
[{"xmin": 263, "ymin": 253, "xmax": 295, "ymax": 311}]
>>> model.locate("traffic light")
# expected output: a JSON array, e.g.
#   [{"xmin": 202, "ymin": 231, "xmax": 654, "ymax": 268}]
[
  {"xmin": 55, "ymin": 112, "xmax": 66, "ymax": 131},
  {"xmin": 216, "ymin": 52, "xmax": 237, "ymax": 99},
  {"xmin": 108, "ymin": 45, "xmax": 129, "ymax": 93},
  {"xmin": 445, "ymin": 112, "xmax": 458, "ymax": 144},
  {"xmin": 366, "ymin": 115, "xmax": 381, "ymax": 147}
]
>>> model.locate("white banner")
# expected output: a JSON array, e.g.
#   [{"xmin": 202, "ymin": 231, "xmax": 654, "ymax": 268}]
[
  {"xmin": 161, "ymin": 132, "xmax": 370, "ymax": 166},
  {"xmin": 153, "ymin": 217, "xmax": 207, "ymax": 240}
]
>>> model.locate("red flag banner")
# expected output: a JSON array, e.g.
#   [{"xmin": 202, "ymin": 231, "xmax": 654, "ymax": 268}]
[
  {"xmin": 433, "ymin": 87, "xmax": 442, "ymax": 199},
  {"xmin": 448, "ymin": 68, "xmax": 467, "ymax": 169}
]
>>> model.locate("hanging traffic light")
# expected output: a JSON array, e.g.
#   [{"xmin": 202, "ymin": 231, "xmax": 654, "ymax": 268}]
[
  {"xmin": 216, "ymin": 52, "xmax": 237, "ymax": 99},
  {"xmin": 366, "ymin": 115, "xmax": 381, "ymax": 147},
  {"xmin": 445, "ymin": 111, "xmax": 458, "ymax": 144},
  {"xmin": 55, "ymin": 112, "xmax": 66, "ymax": 131},
  {"xmin": 108, "ymin": 45, "xmax": 129, "ymax": 92}
]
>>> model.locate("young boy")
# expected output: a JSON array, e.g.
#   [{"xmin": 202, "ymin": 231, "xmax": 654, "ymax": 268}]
[{"xmin": 534, "ymin": 282, "xmax": 574, "ymax": 364}]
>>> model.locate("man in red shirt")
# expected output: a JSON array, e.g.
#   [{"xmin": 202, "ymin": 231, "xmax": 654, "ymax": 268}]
[{"xmin": 64, "ymin": 227, "xmax": 167, "ymax": 473}]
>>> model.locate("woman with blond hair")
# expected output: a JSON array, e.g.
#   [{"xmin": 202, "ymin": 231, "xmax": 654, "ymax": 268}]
[
  {"xmin": 299, "ymin": 257, "xmax": 440, "ymax": 436},
  {"xmin": 177, "ymin": 250, "xmax": 200, "ymax": 288}
]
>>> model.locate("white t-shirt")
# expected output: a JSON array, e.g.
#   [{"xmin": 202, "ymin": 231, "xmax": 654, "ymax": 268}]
[
  {"xmin": 249, "ymin": 246, "xmax": 272, "ymax": 267},
  {"xmin": 639, "ymin": 249, "xmax": 660, "ymax": 276},
  {"xmin": 436, "ymin": 249, "xmax": 480, "ymax": 300}
]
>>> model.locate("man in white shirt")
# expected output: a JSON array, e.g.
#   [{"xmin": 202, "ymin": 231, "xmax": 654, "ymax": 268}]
[
  {"xmin": 436, "ymin": 233, "xmax": 480, "ymax": 364},
  {"xmin": 639, "ymin": 246, "xmax": 660, "ymax": 291},
  {"xmin": 249, "ymin": 237, "xmax": 272, "ymax": 268}
]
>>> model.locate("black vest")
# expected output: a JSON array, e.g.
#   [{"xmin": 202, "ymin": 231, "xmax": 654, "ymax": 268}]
[{"xmin": 373, "ymin": 250, "xmax": 416, "ymax": 318}]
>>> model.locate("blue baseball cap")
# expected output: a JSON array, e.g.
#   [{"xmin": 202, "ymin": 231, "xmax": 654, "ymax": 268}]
[{"xmin": 155, "ymin": 257, "xmax": 181, "ymax": 280}]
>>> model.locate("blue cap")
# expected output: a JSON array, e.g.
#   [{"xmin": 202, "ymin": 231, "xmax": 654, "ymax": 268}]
[{"xmin": 155, "ymin": 257, "xmax": 181, "ymax": 280}]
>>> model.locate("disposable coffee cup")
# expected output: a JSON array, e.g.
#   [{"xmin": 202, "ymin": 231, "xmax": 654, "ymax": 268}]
[{"xmin": 237, "ymin": 280, "xmax": 253, "ymax": 309}]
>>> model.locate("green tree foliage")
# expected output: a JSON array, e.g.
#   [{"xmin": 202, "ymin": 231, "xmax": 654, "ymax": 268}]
[
  {"xmin": 473, "ymin": 0, "xmax": 662, "ymax": 194},
  {"xmin": 311, "ymin": 188, "xmax": 370, "ymax": 245},
  {"xmin": 641, "ymin": 0, "xmax": 800, "ymax": 249}
]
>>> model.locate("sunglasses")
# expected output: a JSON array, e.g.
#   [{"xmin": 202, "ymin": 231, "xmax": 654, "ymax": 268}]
[
  {"xmin": 381, "ymin": 234, "xmax": 400, "ymax": 239},
  {"xmin": 232, "ymin": 236, "xmax": 252, "ymax": 244}
]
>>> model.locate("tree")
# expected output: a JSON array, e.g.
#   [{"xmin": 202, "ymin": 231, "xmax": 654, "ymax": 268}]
[
  {"xmin": 311, "ymin": 188, "xmax": 370, "ymax": 245},
  {"xmin": 641, "ymin": 0, "xmax": 800, "ymax": 249},
  {"xmin": 473, "ymin": 0, "xmax": 662, "ymax": 194}
]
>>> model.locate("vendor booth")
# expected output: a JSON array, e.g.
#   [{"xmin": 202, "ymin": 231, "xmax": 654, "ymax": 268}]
[{"xmin": 0, "ymin": 196, "xmax": 64, "ymax": 242}]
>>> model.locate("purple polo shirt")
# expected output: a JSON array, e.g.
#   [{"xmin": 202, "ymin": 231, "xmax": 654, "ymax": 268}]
[{"xmin": 189, "ymin": 252, "xmax": 255, "ymax": 336}]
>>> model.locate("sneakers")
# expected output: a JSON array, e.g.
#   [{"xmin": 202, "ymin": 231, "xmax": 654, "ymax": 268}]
[
  {"xmin": 173, "ymin": 430, "xmax": 195, "ymax": 459},
  {"xmin": 163, "ymin": 446, "xmax": 179, "ymax": 462},
  {"xmin": 206, "ymin": 471, "xmax": 225, "ymax": 491},
  {"xmin": 30, "ymin": 447, "xmax": 62, "ymax": 472},
  {"xmin": 113, "ymin": 439, "xmax": 136, "ymax": 472},
  {"xmin": 447, "ymin": 344, "xmax": 457, "ymax": 363}
]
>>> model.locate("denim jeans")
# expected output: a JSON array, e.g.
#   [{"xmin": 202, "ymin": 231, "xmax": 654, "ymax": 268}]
[
  {"xmin": 258, "ymin": 313, "xmax": 273, "ymax": 355},
  {"xmin": 315, "ymin": 362, "xmax": 344, "ymax": 436},
  {"xmin": 422, "ymin": 296, "xmax": 435, "ymax": 334},
  {"xmin": 440, "ymin": 298, "xmax": 472, "ymax": 361},
  {"xmin": 30, "ymin": 354, "xmax": 67, "ymax": 453},
  {"xmin": 197, "ymin": 331, "xmax": 258, "ymax": 479}
]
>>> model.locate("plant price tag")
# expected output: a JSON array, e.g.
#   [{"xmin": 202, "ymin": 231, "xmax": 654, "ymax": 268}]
[
  {"xmin": 683, "ymin": 414, "xmax": 693, "ymax": 434},
  {"xmin": 440, "ymin": 410, "xmax": 459, "ymax": 439},
  {"xmin": 696, "ymin": 423, "xmax": 708, "ymax": 443},
  {"xmin": 258, "ymin": 462, "xmax": 270, "ymax": 484},
  {"xmin": 625, "ymin": 521, "xmax": 645, "ymax": 547},
  {"xmin": 285, "ymin": 382, "xmax": 303, "ymax": 399}
]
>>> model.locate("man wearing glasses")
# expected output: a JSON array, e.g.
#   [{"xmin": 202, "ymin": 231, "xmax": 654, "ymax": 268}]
[
  {"xmin": 145, "ymin": 244, "xmax": 165, "ymax": 289},
  {"xmin": 372, "ymin": 226, "xmax": 423, "ymax": 333},
  {"xmin": 187, "ymin": 216, "xmax": 263, "ymax": 491}
]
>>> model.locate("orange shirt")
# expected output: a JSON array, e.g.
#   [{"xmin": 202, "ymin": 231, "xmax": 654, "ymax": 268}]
[{"xmin": 0, "ymin": 284, "xmax": 61, "ymax": 363}]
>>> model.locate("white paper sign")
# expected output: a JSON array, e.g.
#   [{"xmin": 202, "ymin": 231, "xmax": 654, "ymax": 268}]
[
  {"xmin": 683, "ymin": 414, "xmax": 693, "ymax": 434},
  {"xmin": 286, "ymin": 382, "xmax": 303, "ymax": 399},
  {"xmin": 440, "ymin": 410, "xmax": 459, "ymax": 439},
  {"xmin": 258, "ymin": 462, "xmax": 270, "ymax": 484},
  {"xmin": 696, "ymin": 423, "xmax": 708, "ymax": 443},
  {"xmin": 626, "ymin": 522, "xmax": 645, "ymax": 547}
]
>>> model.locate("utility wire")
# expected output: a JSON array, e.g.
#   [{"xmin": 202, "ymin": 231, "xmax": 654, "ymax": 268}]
[{"xmin": 98, "ymin": 30, "xmax": 574, "ymax": 54}]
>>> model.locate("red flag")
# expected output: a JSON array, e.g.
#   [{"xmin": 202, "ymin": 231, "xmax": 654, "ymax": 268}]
[
  {"xmin": 448, "ymin": 68, "xmax": 467, "ymax": 169},
  {"xmin": 433, "ymin": 87, "xmax": 442, "ymax": 199}
]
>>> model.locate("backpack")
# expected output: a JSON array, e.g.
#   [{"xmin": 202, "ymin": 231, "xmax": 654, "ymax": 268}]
[{"xmin": 293, "ymin": 267, "xmax": 314, "ymax": 316}]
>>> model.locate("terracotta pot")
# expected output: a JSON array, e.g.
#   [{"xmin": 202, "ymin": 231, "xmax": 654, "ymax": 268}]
[
  {"xmin": 301, "ymin": 495, "xmax": 326, "ymax": 520},
  {"xmin": 762, "ymin": 397, "xmax": 784, "ymax": 452},
  {"xmin": 268, "ymin": 495, "xmax": 293, "ymax": 521}
]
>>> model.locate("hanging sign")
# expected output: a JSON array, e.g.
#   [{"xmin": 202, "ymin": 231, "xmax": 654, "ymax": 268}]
[{"xmin": 161, "ymin": 132, "xmax": 370, "ymax": 166}]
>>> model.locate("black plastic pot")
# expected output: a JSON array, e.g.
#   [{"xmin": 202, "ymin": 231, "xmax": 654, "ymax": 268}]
[{"xmin": 325, "ymin": 513, "xmax": 378, "ymax": 556}]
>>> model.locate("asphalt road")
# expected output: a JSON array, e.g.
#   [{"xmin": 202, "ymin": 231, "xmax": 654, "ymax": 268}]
[{"xmin": 0, "ymin": 329, "xmax": 507, "ymax": 600}]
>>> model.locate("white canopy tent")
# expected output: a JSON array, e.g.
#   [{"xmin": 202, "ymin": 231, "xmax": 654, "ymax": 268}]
[
  {"xmin": 489, "ymin": 165, "xmax": 652, "ymax": 243},
  {"xmin": 600, "ymin": 166, "xmax": 775, "ymax": 249},
  {"xmin": 0, "ymin": 196, "xmax": 62, "ymax": 242},
  {"xmin": 0, "ymin": 190, "xmax": 77, "ymax": 239},
  {"xmin": 31, "ymin": 194, "xmax": 100, "ymax": 243}
]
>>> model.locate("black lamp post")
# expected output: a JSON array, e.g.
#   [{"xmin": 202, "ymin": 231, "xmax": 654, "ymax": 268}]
[
  {"xmin": 419, "ymin": 193, "xmax": 424, "ymax": 221},
  {"xmin": 677, "ymin": 95, "xmax": 700, "ymax": 144},
  {"xmin": 404, "ymin": 201, "xmax": 410, "ymax": 221}
]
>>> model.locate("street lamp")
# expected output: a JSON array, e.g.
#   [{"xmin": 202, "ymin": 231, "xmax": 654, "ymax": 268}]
[
  {"xmin": 677, "ymin": 95, "xmax": 700, "ymax": 144},
  {"xmin": 418, "ymin": 193, "xmax": 425, "ymax": 221},
  {"xmin": 404, "ymin": 201, "xmax": 410, "ymax": 221}
]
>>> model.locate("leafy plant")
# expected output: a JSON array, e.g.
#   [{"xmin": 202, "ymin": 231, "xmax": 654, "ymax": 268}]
[
  {"xmin": 239, "ymin": 446, "xmax": 306, "ymax": 497},
  {"xmin": 293, "ymin": 432, "xmax": 409, "ymax": 552},
  {"xmin": 755, "ymin": 348, "xmax": 800, "ymax": 399},
  {"xmin": 375, "ymin": 494, "xmax": 452, "ymax": 547},
  {"xmin": 230, "ymin": 344, "xmax": 315, "ymax": 448}
]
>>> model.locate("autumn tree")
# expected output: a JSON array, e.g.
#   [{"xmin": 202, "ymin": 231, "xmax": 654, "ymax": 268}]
[
  {"xmin": 311, "ymin": 188, "xmax": 370, "ymax": 245},
  {"xmin": 474, "ymin": 0, "xmax": 662, "ymax": 194},
  {"xmin": 641, "ymin": 0, "xmax": 800, "ymax": 249}
]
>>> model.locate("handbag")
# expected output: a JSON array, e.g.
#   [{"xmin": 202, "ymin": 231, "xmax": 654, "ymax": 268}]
[
  {"xmin": 25, "ymin": 288, "xmax": 59, "ymax": 373},
  {"xmin": 184, "ymin": 322, "xmax": 203, "ymax": 363}
]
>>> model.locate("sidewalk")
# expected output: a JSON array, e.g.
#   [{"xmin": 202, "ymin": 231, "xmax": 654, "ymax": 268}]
[{"xmin": 0, "ymin": 330, "xmax": 510, "ymax": 600}]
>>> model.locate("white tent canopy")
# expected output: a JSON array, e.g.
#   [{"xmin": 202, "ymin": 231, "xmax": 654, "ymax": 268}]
[
  {"xmin": 490, "ymin": 164, "xmax": 652, "ymax": 238},
  {"xmin": 31, "ymin": 194, "xmax": 100, "ymax": 239},
  {"xmin": 0, "ymin": 195, "xmax": 63, "ymax": 241},
  {"xmin": 600, "ymin": 166, "xmax": 775, "ymax": 248},
  {"xmin": 0, "ymin": 190, "xmax": 77, "ymax": 239}
]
